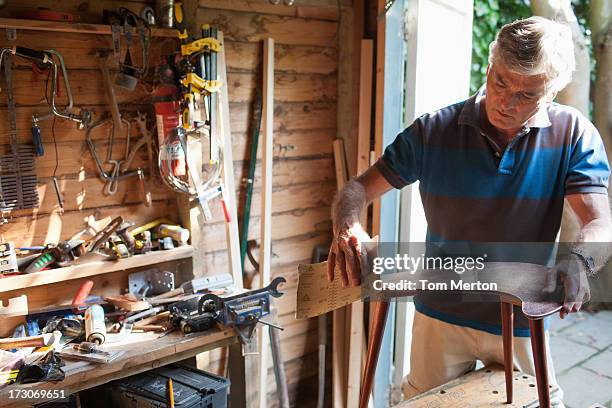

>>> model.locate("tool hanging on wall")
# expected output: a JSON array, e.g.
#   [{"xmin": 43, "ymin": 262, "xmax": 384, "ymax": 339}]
[
  {"xmin": 0, "ymin": 52, "xmax": 39, "ymax": 213},
  {"xmin": 87, "ymin": 54, "xmax": 151, "ymax": 203},
  {"xmin": 87, "ymin": 118, "xmax": 135, "ymax": 195},
  {"xmin": 240, "ymin": 89, "xmax": 263, "ymax": 272},
  {"xmin": 29, "ymin": 48, "xmax": 93, "ymax": 149},
  {"xmin": 0, "ymin": 47, "xmax": 91, "ymax": 214},
  {"xmin": 103, "ymin": 7, "xmax": 151, "ymax": 91}
]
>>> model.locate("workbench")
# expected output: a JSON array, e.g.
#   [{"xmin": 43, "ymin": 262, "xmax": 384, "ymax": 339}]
[
  {"xmin": 0, "ymin": 328, "xmax": 253, "ymax": 407},
  {"xmin": 396, "ymin": 364, "xmax": 560, "ymax": 407}
]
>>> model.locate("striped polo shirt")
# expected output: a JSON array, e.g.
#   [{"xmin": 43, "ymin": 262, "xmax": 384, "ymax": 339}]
[{"xmin": 375, "ymin": 88, "xmax": 610, "ymax": 336}]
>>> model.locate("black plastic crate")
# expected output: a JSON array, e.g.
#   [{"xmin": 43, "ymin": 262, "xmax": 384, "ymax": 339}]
[{"xmin": 80, "ymin": 364, "xmax": 229, "ymax": 408}]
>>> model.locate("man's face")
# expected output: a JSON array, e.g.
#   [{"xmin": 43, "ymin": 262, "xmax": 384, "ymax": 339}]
[{"xmin": 484, "ymin": 63, "xmax": 555, "ymax": 136}]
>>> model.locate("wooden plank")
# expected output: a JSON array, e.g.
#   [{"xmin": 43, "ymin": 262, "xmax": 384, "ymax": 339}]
[
  {"xmin": 0, "ymin": 245, "xmax": 192, "ymax": 293},
  {"xmin": 175, "ymin": 180, "xmax": 336, "ymax": 227},
  {"xmin": 0, "ymin": 69, "xmax": 151, "ymax": 107},
  {"xmin": 333, "ymin": 139, "xmax": 349, "ymax": 188},
  {"xmin": 0, "ymin": 18, "xmax": 176, "ymax": 37},
  {"xmin": 8, "ymin": 176, "xmax": 172, "ymax": 215},
  {"xmin": 236, "ymin": 181, "xmax": 335, "ymax": 221},
  {"xmin": 199, "ymin": 0, "xmax": 340, "ymax": 21},
  {"xmin": 0, "ymin": 30, "xmax": 177, "ymax": 71},
  {"xmin": 0, "ymin": 156, "xmax": 333, "ymax": 207},
  {"xmin": 0, "ymin": 140, "xmax": 149, "ymax": 178},
  {"xmin": 0, "ymin": 108, "xmax": 335, "ymax": 148},
  {"xmin": 332, "ymin": 138, "xmax": 348, "ymax": 408},
  {"xmin": 232, "ymin": 128, "xmax": 335, "ymax": 161},
  {"xmin": 225, "ymin": 41, "xmax": 337, "ymax": 75},
  {"xmin": 229, "ymin": 101, "xmax": 337, "ymax": 135},
  {"xmin": 258, "ymin": 37, "xmax": 274, "ymax": 408},
  {"xmin": 346, "ymin": 37, "xmax": 374, "ymax": 408},
  {"xmin": 218, "ymin": 30, "xmax": 243, "ymax": 289},
  {"xmin": 372, "ymin": 0, "xmax": 386, "ymax": 245},
  {"xmin": 0, "ymin": 1, "xmax": 166, "ymax": 25},
  {"xmin": 227, "ymin": 72, "xmax": 336, "ymax": 104},
  {"xmin": 0, "ymin": 31, "xmax": 333, "ymax": 75},
  {"xmin": 234, "ymin": 157, "xmax": 335, "ymax": 188},
  {"xmin": 194, "ymin": 206, "xmax": 331, "ymax": 265},
  {"xmin": 202, "ymin": 230, "xmax": 331, "ymax": 283},
  {"xmin": 197, "ymin": 8, "xmax": 338, "ymax": 47},
  {"xmin": 0, "ymin": 106, "xmax": 152, "ymax": 144},
  {"xmin": 397, "ymin": 365, "xmax": 559, "ymax": 407},
  {"xmin": 357, "ymin": 40, "xmax": 374, "ymax": 178}
]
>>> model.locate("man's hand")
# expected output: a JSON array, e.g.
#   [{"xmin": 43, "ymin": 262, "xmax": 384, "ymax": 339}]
[
  {"xmin": 327, "ymin": 221, "xmax": 371, "ymax": 287},
  {"xmin": 327, "ymin": 167, "xmax": 394, "ymax": 287},
  {"xmin": 543, "ymin": 256, "xmax": 591, "ymax": 319}
]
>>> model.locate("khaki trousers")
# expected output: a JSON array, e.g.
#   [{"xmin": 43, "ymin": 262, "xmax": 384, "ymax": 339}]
[{"xmin": 402, "ymin": 311, "xmax": 564, "ymax": 407}]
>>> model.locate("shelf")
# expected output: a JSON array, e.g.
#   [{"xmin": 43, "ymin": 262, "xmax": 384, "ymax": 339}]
[
  {"xmin": 0, "ymin": 245, "xmax": 193, "ymax": 294},
  {"xmin": 0, "ymin": 18, "xmax": 178, "ymax": 38}
]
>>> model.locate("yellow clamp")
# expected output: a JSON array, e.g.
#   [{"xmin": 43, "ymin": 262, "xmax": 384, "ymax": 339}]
[
  {"xmin": 180, "ymin": 73, "xmax": 222, "ymax": 94},
  {"xmin": 181, "ymin": 37, "xmax": 221, "ymax": 57}
]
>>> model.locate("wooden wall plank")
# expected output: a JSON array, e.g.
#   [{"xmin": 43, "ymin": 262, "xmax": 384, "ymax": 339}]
[
  {"xmin": 197, "ymin": 206, "xmax": 331, "ymax": 253},
  {"xmin": 232, "ymin": 128, "xmax": 334, "ymax": 161},
  {"xmin": 198, "ymin": 8, "xmax": 338, "ymax": 47},
  {"xmin": 227, "ymin": 72, "xmax": 336, "ymax": 104},
  {"xmin": 14, "ymin": 176, "xmax": 172, "ymax": 214},
  {"xmin": 201, "ymin": 231, "xmax": 330, "ymax": 283},
  {"xmin": 199, "ymin": 0, "xmax": 340, "ymax": 21},
  {"xmin": 0, "ymin": 30, "xmax": 334, "ymax": 75},
  {"xmin": 225, "ymin": 41, "xmax": 337, "ymax": 75},
  {"xmin": 0, "ymin": 104, "xmax": 336, "ymax": 144},
  {"xmin": 0, "ymin": 0, "xmax": 156, "ymax": 24},
  {"xmin": 229, "ymin": 101, "xmax": 336, "ymax": 134},
  {"xmin": 0, "ymin": 30, "xmax": 177, "ymax": 71},
  {"xmin": 0, "ymin": 71, "xmax": 330, "ymax": 109},
  {"xmin": 234, "ymin": 157, "xmax": 335, "ymax": 188}
]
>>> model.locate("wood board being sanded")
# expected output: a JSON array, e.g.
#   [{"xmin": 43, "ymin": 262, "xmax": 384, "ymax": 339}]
[
  {"xmin": 295, "ymin": 262, "xmax": 361, "ymax": 319},
  {"xmin": 395, "ymin": 364, "xmax": 560, "ymax": 407}
]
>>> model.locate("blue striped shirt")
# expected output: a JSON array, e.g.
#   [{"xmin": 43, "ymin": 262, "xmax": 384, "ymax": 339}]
[{"xmin": 375, "ymin": 89, "xmax": 610, "ymax": 336}]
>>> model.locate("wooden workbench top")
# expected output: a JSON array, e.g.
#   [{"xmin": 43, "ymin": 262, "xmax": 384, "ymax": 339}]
[
  {"xmin": 396, "ymin": 364, "xmax": 560, "ymax": 407},
  {"xmin": 0, "ymin": 329, "xmax": 237, "ymax": 407}
]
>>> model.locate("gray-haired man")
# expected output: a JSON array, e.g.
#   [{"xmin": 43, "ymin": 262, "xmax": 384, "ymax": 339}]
[{"xmin": 328, "ymin": 17, "xmax": 612, "ymax": 406}]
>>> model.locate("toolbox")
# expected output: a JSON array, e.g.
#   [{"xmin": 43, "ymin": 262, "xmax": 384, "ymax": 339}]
[{"xmin": 81, "ymin": 364, "xmax": 229, "ymax": 408}]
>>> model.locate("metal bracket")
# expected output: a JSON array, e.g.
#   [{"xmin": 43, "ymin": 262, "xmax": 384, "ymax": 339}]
[
  {"xmin": 128, "ymin": 269, "xmax": 175, "ymax": 297},
  {"xmin": 6, "ymin": 29, "xmax": 16, "ymax": 41}
]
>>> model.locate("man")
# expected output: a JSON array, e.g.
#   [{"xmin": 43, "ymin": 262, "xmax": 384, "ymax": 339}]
[{"xmin": 328, "ymin": 16, "xmax": 612, "ymax": 405}]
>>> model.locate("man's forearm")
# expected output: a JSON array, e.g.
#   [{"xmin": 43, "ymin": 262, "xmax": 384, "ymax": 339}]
[
  {"xmin": 332, "ymin": 179, "xmax": 367, "ymax": 231},
  {"xmin": 574, "ymin": 219, "xmax": 612, "ymax": 274}
]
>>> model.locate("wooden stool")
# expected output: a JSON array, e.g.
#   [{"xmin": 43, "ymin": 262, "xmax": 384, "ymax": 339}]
[{"xmin": 359, "ymin": 262, "xmax": 563, "ymax": 408}]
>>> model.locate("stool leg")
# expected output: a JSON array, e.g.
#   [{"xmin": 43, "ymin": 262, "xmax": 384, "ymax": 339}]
[
  {"xmin": 359, "ymin": 301, "xmax": 389, "ymax": 408},
  {"xmin": 500, "ymin": 302, "xmax": 514, "ymax": 404},
  {"xmin": 529, "ymin": 319, "xmax": 550, "ymax": 408}
]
